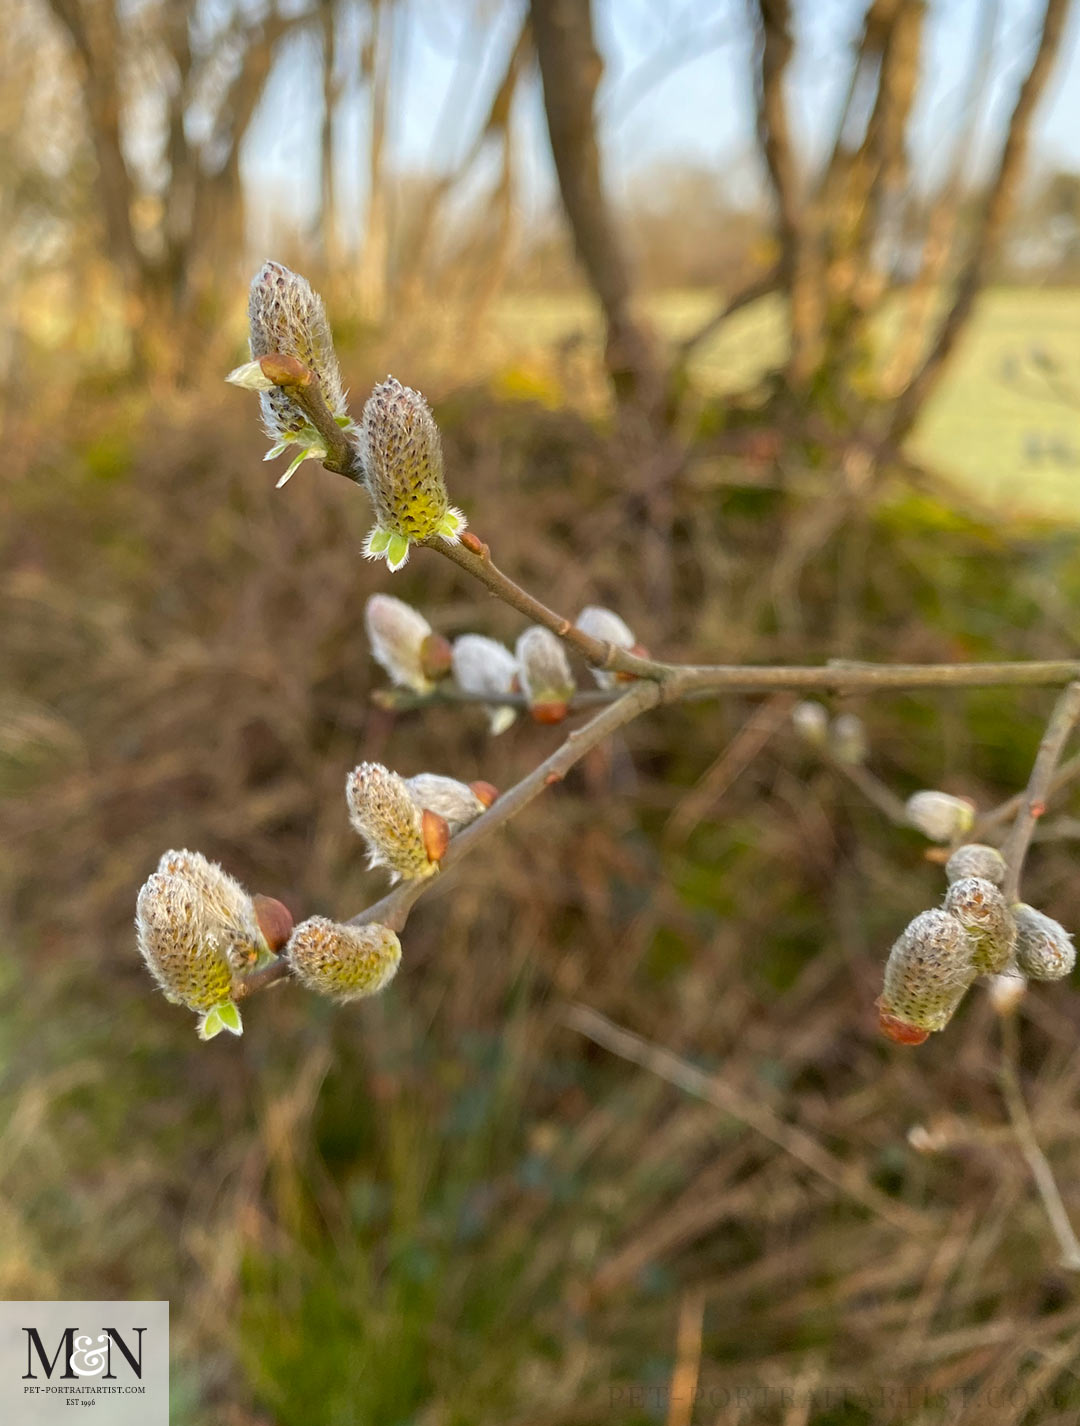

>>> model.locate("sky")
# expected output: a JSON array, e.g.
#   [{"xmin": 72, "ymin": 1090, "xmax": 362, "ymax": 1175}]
[{"xmin": 245, "ymin": 0, "xmax": 1080, "ymax": 246}]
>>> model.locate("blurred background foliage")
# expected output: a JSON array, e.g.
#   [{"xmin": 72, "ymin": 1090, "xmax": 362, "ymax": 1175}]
[{"xmin": 5, "ymin": 1, "xmax": 1080, "ymax": 1423}]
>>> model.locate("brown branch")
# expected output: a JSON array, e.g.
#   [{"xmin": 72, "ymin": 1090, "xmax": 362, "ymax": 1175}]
[
  {"xmin": 1000, "ymin": 680, "xmax": 1080, "ymax": 902},
  {"xmin": 888, "ymin": 0, "xmax": 1073, "ymax": 441},
  {"xmin": 237, "ymin": 681, "xmax": 662, "ymax": 996},
  {"xmin": 753, "ymin": 0, "xmax": 825, "ymax": 387},
  {"xmin": 563, "ymin": 1002, "xmax": 929, "ymax": 1235},
  {"xmin": 529, "ymin": 0, "xmax": 660, "ymax": 412},
  {"xmin": 973, "ymin": 750, "xmax": 1080, "ymax": 839}
]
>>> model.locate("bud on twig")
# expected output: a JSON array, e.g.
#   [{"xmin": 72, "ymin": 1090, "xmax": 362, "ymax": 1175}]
[
  {"xmin": 878, "ymin": 908, "xmax": 976, "ymax": 1044},
  {"xmin": 286, "ymin": 917, "xmax": 401, "ymax": 1001},
  {"xmin": 945, "ymin": 843, "xmax": 1007, "ymax": 887},
  {"xmin": 346, "ymin": 762, "xmax": 444, "ymax": 882},
  {"xmin": 359, "ymin": 377, "xmax": 465, "ymax": 571},
  {"xmin": 136, "ymin": 871, "xmax": 244, "ymax": 1040},
  {"xmin": 515, "ymin": 626, "xmax": 576, "ymax": 724},
  {"xmin": 253, "ymin": 894, "xmax": 294, "ymax": 953},
  {"xmin": 905, "ymin": 790, "xmax": 975, "ymax": 843},
  {"xmin": 829, "ymin": 713, "xmax": 867, "ymax": 765},
  {"xmin": 451, "ymin": 634, "xmax": 520, "ymax": 735},
  {"xmin": 405, "ymin": 773, "xmax": 496, "ymax": 833},
  {"xmin": 241, "ymin": 261, "xmax": 349, "ymax": 487},
  {"xmin": 943, "ymin": 876, "xmax": 1016, "ymax": 973},
  {"xmin": 365, "ymin": 594, "xmax": 450, "ymax": 696},
  {"xmin": 575, "ymin": 606, "xmax": 636, "ymax": 689},
  {"xmin": 792, "ymin": 700, "xmax": 829, "ymax": 748},
  {"xmin": 1012, "ymin": 904, "xmax": 1076, "ymax": 981}
]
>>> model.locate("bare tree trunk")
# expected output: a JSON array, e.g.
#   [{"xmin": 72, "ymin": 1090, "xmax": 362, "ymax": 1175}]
[
  {"xmin": 529, "ymin": 0, "xmax": 661, "ymax": 417},
  {"xmin": 357, "ymin": 0, "xmax": 391, "ymax": 324},
  {"xmin": 753, "ymin": 0, "xmax": 825, "ymax": 391},
  {"xmin": 888, "ymin": 0, "xmax": 1072, "ymax": 441},
  {"xmin": 881, "ymin": 0, "xmax": 999, "ymax": 396},
  {"xmin": 319, "ymin": 0, "xmax": 340, "ymax": 269}
]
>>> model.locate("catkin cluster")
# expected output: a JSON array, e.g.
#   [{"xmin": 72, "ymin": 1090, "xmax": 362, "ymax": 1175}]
[
  {"xmin": 363, "ymin": 593, "xmax": 641, "ymax": 729},
  {"xmin": 877, "ymin": 841, "xmax": 1075, "ymax": 1044}
]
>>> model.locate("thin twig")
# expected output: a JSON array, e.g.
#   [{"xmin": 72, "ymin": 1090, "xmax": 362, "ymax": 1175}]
[
  {"xmin": 1000, "ymin": 681, "xmax": 1080, "ymax": 902},
  {"xmin": 998, "ymin": 1012, "xmax": 1080, "ymax": 1271},
  {"xmin": 974, "ymin": 750, "xmax": 1080, "ymax": 839},
  {"xmin": 563, "ymin": 1002, "xmax": 928, "ymax": 1236},
  {"xmin": 236, "ymin": 682, "xmax": 662, "ymax": 996}
]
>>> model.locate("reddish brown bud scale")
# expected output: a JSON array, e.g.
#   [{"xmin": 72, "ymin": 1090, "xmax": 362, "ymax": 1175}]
[
  {"xmin": 531, "ymin": 700, "xmax": 570, "ymax": 725},
  {"xmin": 419, "ymin": 632, "xmax": 454, "ymax": 681},
  {"xmin": 253, "ymin": 894, "xmax": 294, "ymax": 953},
  {"xmin": 469, "ymin": 780, "xmax": 499, "ymax": 808},
  {"xmin": 461, "ymin": 531, "xmax": 489, "ymax": 558},
  {"xmin": 876, "ymin": 1001, "xmax": 931, "ymax": 1046},
  {"xmin": 421, "ymin": 808, "xmax": 450, "ymax": 864},
  {"xmin": 259, "ymin": 353, "xmax": 312, "ymax": 387}
]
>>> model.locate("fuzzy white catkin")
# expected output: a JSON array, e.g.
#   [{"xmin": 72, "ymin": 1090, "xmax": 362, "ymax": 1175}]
[
  {"xmin": 405, "ymin": 774, "xmax": 487, "ymax": 833},
  {"xmin": 879, "ymin": 907, "xmax": 977, "ymax": 1037},
  {"xmin": 451, "ymin": 634, "xmax": 520, "ymax": 734},
  {"xmin": 365, "ymin": 594, "xmax": 436, "ymax": 694},
  {"xmin": 575, "ymin": 606, "xmax": 635, "ymax": 689},
  {"xmin": 905, "ymin": 790, "xmax": 975, "ymax": 843},
  {"xmin": 1012, "ymin": 904, "xmax": 1076, "ymax": 981},
  {"xmin": 945, "ymin": 843, "xmax": 1007, "ymax": 886},
  {"xmin": 515, "ymin": 626, "xmax": 575, "ymax": 707}
]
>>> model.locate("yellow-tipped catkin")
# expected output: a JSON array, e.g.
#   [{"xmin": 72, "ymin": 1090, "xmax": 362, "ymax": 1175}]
[
  {"xmin": 346, "ymin": 761, "xmax": 438, "ymax": 882},
  {"xmin": 243, "ymin": 261, "xmax": 348, "ymax": 484},
  {"xmin": 405, "ymin": 774, "xmax": 488, "ymax": 833},
  {"xmin": 575, "ymin": 606, "xmax": 635, "ymax": 689},
  {"xmin": 359, "ymin": 377, "xmax": 465, "ymax": 571},
  {"xmin": 905, "ymin": 790, "xmax": 975, "ymax": 843},
  {"xmin": 943, "ymin": 876, "xmax": 1017, "ymax": 974},
  {"xmin": 515, "ymin": 626, "xmax": 575, "ymax": 720},
  {"xmin": 945, "ymin": 843, "xmax": 1007, "ymax": 887},
  {"xmin": 156, "ymin": 848, "xmax": 263, "ymax": 969},
  {"xmin": 286, "ymin": 916, "xmax": 401, "ymax": 1002},
  {"xmin": 1012, "ymin": 904, "xmax": 1076, "ymax": 981},
  {"xmin": 879, "ymin": 908, "xmax": 976, "ymax": 1041},
  {"xmin": 365, "ymin": 594, "xmax": 439, "ymax": 695},
  {"xmin": 451, "ymin": 634, "xmax": 520, "ymax": 735},
  {"xmin": 136, "ymin": 872, "xmax": 235, "ymax": 1013}
]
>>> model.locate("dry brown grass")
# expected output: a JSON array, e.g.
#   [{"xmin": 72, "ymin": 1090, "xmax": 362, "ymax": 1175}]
[{"xmin": 3, "ymin": 370, "xmax": 1080, "ymax": 1424}]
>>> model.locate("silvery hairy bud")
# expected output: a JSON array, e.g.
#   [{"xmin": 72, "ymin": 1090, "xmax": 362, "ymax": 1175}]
[
  {"xmin": 1012, "ymin": 904, "xmax": 1076, "ymax": 981},
  {"xmin": 792, "ymin": 701, "xmax": 829, "ymax": 748},
  {"xmin": 515, "ymin": 626, "xmax": 576, "ymax": 724},
  {"xmin": 286, "ymin": 916, "xmax": 402, "ymax": 1001},
  {"xmin": 346, "ymin": 762, "xmax": 449, "ymax": 882},
  {"xmin": 877, "ymin": 908, "xmax": 976, "ymax": 1044},
  {"xmin": 230, "ymin": 261, "xmax": 349, "ymax": 487},
  {"xmin": 451, "ymin": 634, "xmax": 520, "ymax": 735},
  {"xmin": 359, "ymin": 377, "xmax": 465, "ymax": 572},
  {"xmin": 574, "ymin": 606, "xmax": 637, "ymax": 689},
  {"xmin": 829, "ymin": 713, "xmax": 867, "ymax": 765},
  {"xmin": 364, "ymin": 594, "xmax": 452, "ymax": 695},
  {"xmin": 404, "ymin": 773, "xmax": 497, "ymax": 834},
  {"xmin": 945, "ymin": 843, "xmax": 1006, "ymax": 887},
  {"xmin": 943, "ymin": 876, "xmax": 1016, "ymax": 974},
  {"xmin": 905, "ymin": 790, "xmax": 975, "ymax": 843}
]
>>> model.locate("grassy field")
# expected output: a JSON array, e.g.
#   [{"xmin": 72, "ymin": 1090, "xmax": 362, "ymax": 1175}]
[{"xmin": 488, "ymin": 287, "xmax": 1080, "ymax": 520}]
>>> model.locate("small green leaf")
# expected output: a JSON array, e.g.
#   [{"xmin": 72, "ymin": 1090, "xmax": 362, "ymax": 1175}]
[
  {"xmin": 386, "ymin": 534, "xmax": 411, "ymax": 571},
  {"xmin": 365, "ymin": 527, "xmax": 391, "ymax": 556},
  {"xmin": 197, "ymin": 1006, "xmax": 225, "ymax": 1041},
  {"xmin": 216, "ymin": 1001, "xmax": 244, "ymax": 1035}
]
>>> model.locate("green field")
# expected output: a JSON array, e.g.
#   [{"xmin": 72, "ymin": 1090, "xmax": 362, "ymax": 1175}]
[{"xmin": 489, "ymin": 288, "xmax": 1080, "ymax": 519}]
